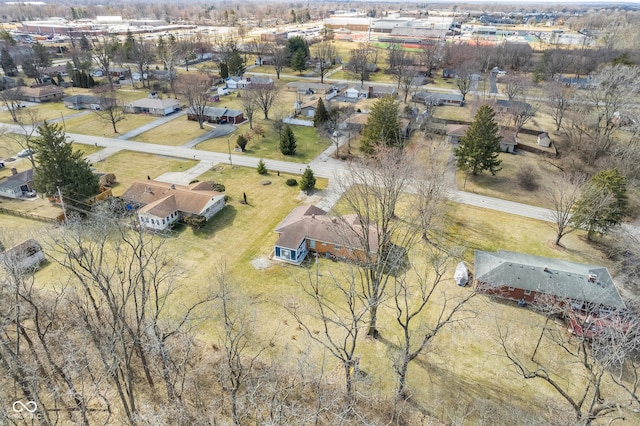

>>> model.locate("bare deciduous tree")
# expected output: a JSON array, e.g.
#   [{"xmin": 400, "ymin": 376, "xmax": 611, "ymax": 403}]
[
  {"xmin": 248, "ymin": 84, "xmax": 278, "ymax": 120},
  {"xmin": 311, "ymin": 40, "xmax": 337, "ymax": 84},
  {"xmin": 335, "ymin": 146, "xmax": 416, "ymax": 338},
  {"xmin": 178, "ymin": 73, "xmax": 212, "ymax": 129},
  {"xmin": 270, "ymin": 44, "xmax": 288, "ymax": 80},
  {"xmin": 349, "ymin": 44, "xmax": 372, "ymax": 87},
  {"xmin": 92, "ymin": 35, "xmax": 121, "ymax": 91},
  {"xmin": 498, "ymin": 298, "xmax": 640, "ymax": 425},
  {"xmin": 547, "ymin": 81, "xmax": 573, "ymax": 133},
  {"xmin": 545, "ymin": 172, "xmax": 586, "ymax": 246},
  {"xmin": 93, "ymin": 93, "xmax": 125, "ymax": 134},
  {"xmin": 289, "ymin": 266, "xmax": 369, "ymax": 417}
]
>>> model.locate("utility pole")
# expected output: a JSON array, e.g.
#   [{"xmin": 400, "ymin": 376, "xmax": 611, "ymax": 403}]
[
  {"xmin": 57, "ymin": 186, "xmax": 68, "ymax": 224},
  {"xmin": 227, "ymin": 136, "xmax": 233, "ymax": 167}
]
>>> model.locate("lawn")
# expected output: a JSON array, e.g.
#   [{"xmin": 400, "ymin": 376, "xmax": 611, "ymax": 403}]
[
  {"xmin": 5, "ymin": 157, "xmax": 625, "ymax": 424},
  {"xmin": 197, "ymin": 120, "xmax": 332, "ymax": 164},
  {"xmin": 91, "ymin": 150, "xmax": 198, "ymax": 196},
  {"xmin": 132, "ymin": 117, "xmax": 210, "ymax": 146},
  {"xmin": 455, "ymin": 150, "xmax": 560, "ymax": 209},
  {"xmin": 62, "ymin": 112, "xmax": 158, "ymax": 138},
  {"xmin": 0, "ymin": 101, "xmax": 69, "ymax": 124}
]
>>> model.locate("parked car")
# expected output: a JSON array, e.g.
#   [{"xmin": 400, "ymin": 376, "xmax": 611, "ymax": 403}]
[{"xmin": 17, "ymin": 149, "xmax": 32, "ymax": 158}]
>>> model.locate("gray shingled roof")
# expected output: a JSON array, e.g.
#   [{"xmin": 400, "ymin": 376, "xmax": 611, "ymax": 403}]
[{"xmin": 474, "ymin": 250, "xmax": 625, "ymax": 309}]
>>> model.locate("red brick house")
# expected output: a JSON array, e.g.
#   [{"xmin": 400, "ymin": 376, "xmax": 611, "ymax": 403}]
[{"xmin": 474, "ymin": 250, "xmax": 625, "ymax": 320}]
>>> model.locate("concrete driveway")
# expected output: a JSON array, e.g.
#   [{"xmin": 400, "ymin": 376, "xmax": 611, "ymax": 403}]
[{"xmin": 183, "ymin": 124, "xmax": 237, "ymax": 148}]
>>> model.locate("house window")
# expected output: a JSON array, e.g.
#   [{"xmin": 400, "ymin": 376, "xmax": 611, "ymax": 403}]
[
  {"xmin": 309, "ymin": 239, "xmax": 316, "ymax": 249},
  {"xmin": 162, "ymin": 219, "xmax": 165, "ymax": 224},
  {"xmin": 524, "ymin": 290, "xmax": 531, "ymax": 295},
  {"xmin": 508, "ymin": 287, "xmax": 515, "ymax": 291},
  {"xmin": 334, "ymin": 244, "xmax": 341, "ymax": 250}
]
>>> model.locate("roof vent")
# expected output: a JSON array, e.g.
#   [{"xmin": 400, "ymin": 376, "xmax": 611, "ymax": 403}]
[
  {"xmin": 543, "ymin": 266, "xmax": 548, "ymax": 272},
  {"xmin": 170, "ymin": 184, "xmax": 176, "ymax": 189},
  {"xmin": 311, "ymin": 214, "xmax": 315, "ymax": 219}
]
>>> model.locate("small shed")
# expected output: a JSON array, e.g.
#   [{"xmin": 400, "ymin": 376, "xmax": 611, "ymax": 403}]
[
  {"xmin": 1, "ymin": 239, "xmax": 45, "ymax": 272},
  {"xmin": 538, "ymin": 132, "xmax": 551, "ymax": 147}
]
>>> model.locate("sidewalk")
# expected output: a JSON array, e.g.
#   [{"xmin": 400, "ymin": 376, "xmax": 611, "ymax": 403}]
[{"xmin": 155, "ymin": 161, "xmax": 214, "ymax": 185}]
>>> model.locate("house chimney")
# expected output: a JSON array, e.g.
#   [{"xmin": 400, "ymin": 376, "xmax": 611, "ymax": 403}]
[
  {"xmin": 10, "ymin": 167, "xmax": 17, "ymax": 175},
  {"xmin": 588, "ymin": 273, "xmax": 597, "ymax": 283}
]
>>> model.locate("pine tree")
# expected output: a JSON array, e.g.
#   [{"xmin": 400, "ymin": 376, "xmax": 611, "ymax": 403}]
[
  {"xmin": 291, "ymin": 49, "xmax": 308, "ymax": 74},
  {"xmin": 256, "ymin": 159, "xmax": 267, "ymax": 174},
  {"xmin": 360, "ymin": 96, "xmax": 401, "ymax": 155},
  {"xmin": 571, "ymin": 169, "xmax": 628, "ymax": 240},
  {"xmin": 454, "ymin": 105, "xmax": 502, "ymax": 176},
  {"xmin": 279, "ymin": 125, "xmax": 297, "ymax": 155},
  {"xmin": 32, "ymin": 122, "xmax": 99, "ymax": 208},
  {"xmin": 300, "ymin": 166, "xmax": 316, "ymax": 192},
  {"xmin": 313, "ymin": 98, "xmax": 329, "ymax": 127},
  {"xmin": 0, "ymin": 48, "xmax": 18, "ymax": 76}
]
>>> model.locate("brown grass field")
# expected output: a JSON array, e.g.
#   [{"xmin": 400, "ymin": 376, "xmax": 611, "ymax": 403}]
[{"xmin": 91, "ymin": 151, "xmax": 198, "ymax": 196}]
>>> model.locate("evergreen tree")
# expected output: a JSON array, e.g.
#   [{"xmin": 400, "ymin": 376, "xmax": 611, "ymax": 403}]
[
  {"xmin": 300, "ymin": 166, "xmax": 316, "ymax": 192},
  {"xmin": 220, "ymin": 62, "xmax": 229, "ymax": 79},
  {"xmin": 256, "ymin": 159, "xmax": 267, "ymax": 175},
  {"xmin": 236, "ymin": 134, "xmax": 248, "ymax": 152},
  {"xmin": 571, "ymin": 169, "xmax": 628, "ymax": 240},
  {"xmin": 279, "ymin": 125, "xmax": 297, "ymax": 155},
  {"xmin": 360, "ymin": 96, "xmax": 401, "ymax": 155},
  {"xmin": 31, "ymin": 122, "xmax": 99, "ymax": 208},
  {"xmin": 0, "ymin": 48, "xmax": 18, "ymax": 76},
  {"xmin": 291, "ymin": 49, "xmax": 308, "ymax": 74},
  {"xmin": 226, "ymin": 47, "xmax": 245, "ymax": 76},
  {"xmin": 454, "ymin": 105, "xmax": 502, "ymax": 176},
  {"xmin": 313, "ymin": 98, "xmax": 329, "ymax": 127}
]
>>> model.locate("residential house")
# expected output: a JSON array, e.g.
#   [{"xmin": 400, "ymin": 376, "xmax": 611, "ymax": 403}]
[
  {"xmin": 442, "ymin": 69, "xmax": 456, "ymax": 78},
  {"xmin": 121, "ymin": 180, "xmax": 226, "ymax": 231},
  {"xmin": 273, "ymin": 205, "xmax": 379, "ymax": 265},
  {"xmin": 108, "ymin": 67, "xmax": 130, "ymax": 78},
  {"xmin": 286, "ymin": 81, "xmax": 347, "ymax": 94},
  {"xmin": 538, "ymin": 132, "xmax": 551, "ymax": 147},
  {"xmin": 226, "ymin": 76, "xmax": 250, "ymax": 90},
  {"xmin": 474, "ymin": 250, "xmax": 625, "ymax": 326},
  {"xmin": 188, "ymin": 106, "xmax": 245, "ymax": 124},
  {"xmin": 124, "ymin": 98, "xmax": 180, "ymax": 116},
  {"xmin": 412, "ymin": 91, "xmax": 464, "ymax": 106},
  {"xmin": 1, "ymin": 239, "xmax": 45, "ymax": 272},
  {"xmin": 0, "ymin": 168, "xmax": 35, "ymax": 199},
  {"xmin": 2, "ymin": 84, "xmax": 65, "ymax": 103},
  {"xmin": 494, "ymin": 100, "xmax": 531, "ymax": 115},
  {"xmin": 345, "ymin": 86, "xmax": 369, "ymax": 99},
  {"xmin": 297, "ymin": 99, "xmax": 319, "ymax": 118},
  {"xmin": 446, "ymin": 124, "xmax": 517, "ymax": 152},
  {"xmin": 63, "ymin": 94, "xmax": 113, "ymax": 110}
]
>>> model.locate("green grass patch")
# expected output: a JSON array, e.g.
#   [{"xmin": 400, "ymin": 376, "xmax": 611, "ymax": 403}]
[{"xmin": 198, "ymin": 121, "xmax": 331, "ymax": 164}]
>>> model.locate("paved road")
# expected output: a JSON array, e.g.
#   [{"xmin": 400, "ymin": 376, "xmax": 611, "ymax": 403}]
[{"xmin": 0, "ymin": 116, "xmax": 558, "ymax": 223}]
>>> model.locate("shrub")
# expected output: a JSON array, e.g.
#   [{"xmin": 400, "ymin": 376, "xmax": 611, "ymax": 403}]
[
  {"xmin": 257, "ymin": 159, "xmax": 268, "ymax": 175},
  {"xmin": 208, "ymin": 181, "xmax": 226, "ymax": 192},
  {"xmin": 286, "ymin": 178, "xmax": 298, "ymax": 187},
  {"xmin": 236, "ymin": 134, "xmax": 248, "ymax": 152},
  {"xmin": 517, "ymin": 164, "xmax": 539, "ymax": 191},
  {"xmin": 184, "ymin": 215, "xmax": 207, "ymax": 228}
]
